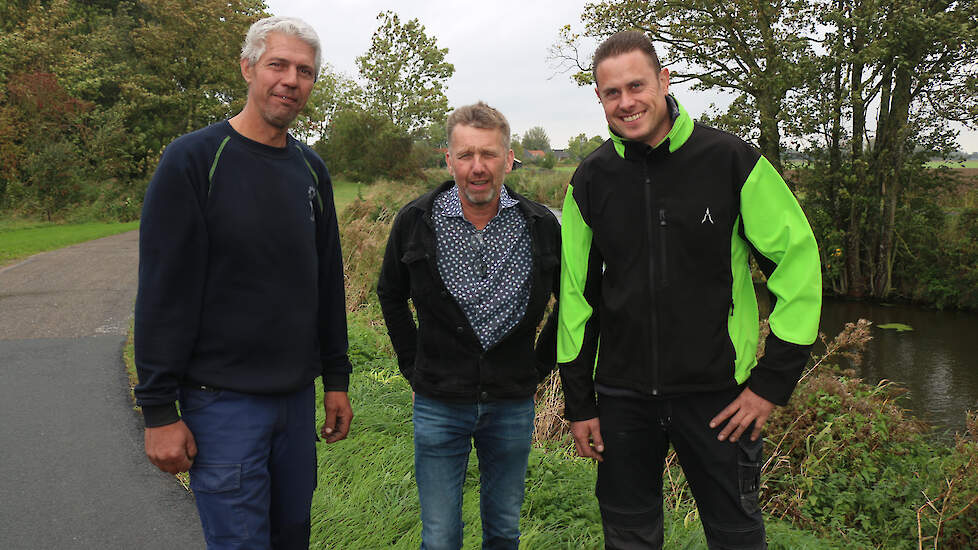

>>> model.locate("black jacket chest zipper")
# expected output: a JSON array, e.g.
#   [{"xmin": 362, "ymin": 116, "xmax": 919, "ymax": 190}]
[{"xmin": 642, "ymin": 153, "xmax": 661, "ymax": 396}]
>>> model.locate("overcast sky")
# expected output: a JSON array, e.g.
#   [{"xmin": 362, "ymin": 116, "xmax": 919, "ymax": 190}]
[{"xmin": 265, "ymin": 0, "xmax": 978, "ymax": 154}]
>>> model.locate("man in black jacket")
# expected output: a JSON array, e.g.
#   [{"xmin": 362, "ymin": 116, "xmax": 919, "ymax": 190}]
[
  {"xmin": 377, "ymin": 102, "xmax": 560, "ymax": 550},
  {"xmin": 559, "ymin": 32, "xmax": 821, "ymax": 549},
  {"xmin": 135, "ymin": 17, "xmax": 352, "ymax": 549}
]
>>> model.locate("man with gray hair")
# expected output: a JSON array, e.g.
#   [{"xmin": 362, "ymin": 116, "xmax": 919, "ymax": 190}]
[
  {"xmin": 135, "ymin": 16, "xmax": 352, "ymax": 549},
  {"xmin": 378, "ymin": 102, "xmax": 561, "ymax": 549}
]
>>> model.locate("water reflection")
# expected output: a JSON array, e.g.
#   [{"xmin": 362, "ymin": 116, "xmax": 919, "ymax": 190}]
[{"xmin": 816, "ymin": 299, "xmax": 978, "ymax": 435}]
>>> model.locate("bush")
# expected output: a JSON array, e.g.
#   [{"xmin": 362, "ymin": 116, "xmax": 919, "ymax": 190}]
[
  {"xmin": 907, "ymin": 206, "xmax": 978, "ymax": 309},
  {"xmin": 318, "ymin": 108, "xmax": 422, "ymax": 183}
]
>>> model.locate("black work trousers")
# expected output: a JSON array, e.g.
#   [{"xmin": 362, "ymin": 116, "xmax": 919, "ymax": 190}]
[{"xmin": 596, "ymin": 387, "xmax": 766, "ymax": 550}]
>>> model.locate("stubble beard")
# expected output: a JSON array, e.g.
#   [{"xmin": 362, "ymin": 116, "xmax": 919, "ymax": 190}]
[
  {"xmin": 261, "ymin": 108, "xmax": 296, "ymax": 130},
  {"xmin": 461, "ymin": 184, "xmax": 498, "ymax": 206}
]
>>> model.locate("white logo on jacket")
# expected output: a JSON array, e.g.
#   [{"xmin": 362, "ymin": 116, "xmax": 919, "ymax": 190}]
[{"xmin": 701, "ymin": 208, "xmax": 714, "ymax": 224}]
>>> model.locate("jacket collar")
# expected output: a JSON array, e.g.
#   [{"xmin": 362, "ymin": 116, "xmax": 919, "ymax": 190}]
[
  {"xmin": 410, "ymin": 180, "xmax": 551, "ymax": 223},
  {"xmin": 608, "ymin": 95, "xmax": 694, "ymax": 160}
]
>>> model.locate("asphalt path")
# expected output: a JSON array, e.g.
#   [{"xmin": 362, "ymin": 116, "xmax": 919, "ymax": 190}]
[{"xmin": 0, "ymin": 231, "xmax": 203, "ymax": 549}]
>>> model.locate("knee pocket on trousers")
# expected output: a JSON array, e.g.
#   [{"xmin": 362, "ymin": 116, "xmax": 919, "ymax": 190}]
[
  {"xmin": 190, "ymin": 464, "xmax": 248, "ymax": 540},
  {"xmin": 737, "ymin": 438, "xmax": 763, "ymax": 516}
]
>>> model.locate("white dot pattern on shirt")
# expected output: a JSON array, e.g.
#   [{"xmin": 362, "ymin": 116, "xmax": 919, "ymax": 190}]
[{"xmin": 433, "ymin": 185, "xmax": 532, "ymax": 350}]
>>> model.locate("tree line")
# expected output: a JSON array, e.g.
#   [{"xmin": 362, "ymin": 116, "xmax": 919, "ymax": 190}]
[
  {"xmin": 0, "ymin": 0, "xmax": 266, "ymax": 221},
  {"xmin": 0, "ymin": 2, "xmax": 458, "ymax": 219},
  {"xmin": 551, "ymin": 0, "xmax": 978, "ymax": 308},
  {"xmin": 4, "ymin": 0, "xmax": 976, "ymax": 308}
]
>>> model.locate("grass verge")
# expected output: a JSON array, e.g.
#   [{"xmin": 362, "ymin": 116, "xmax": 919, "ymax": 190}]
[{"xmin": 0, "ymin": 220, "xmax": 139, "ymax": 266}]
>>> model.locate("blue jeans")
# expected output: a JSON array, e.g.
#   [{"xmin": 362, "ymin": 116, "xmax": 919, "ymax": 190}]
[
  {"xmin": 179, "ymin": 384, "xmax": 317, "ymax": 550},
  {"xmin": 413, "ymin": 394, "xmax": 535, "ymax": 550}
]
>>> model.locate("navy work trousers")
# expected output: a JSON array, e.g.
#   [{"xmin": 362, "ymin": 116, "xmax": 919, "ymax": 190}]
[
  {"xmin": 596, "ymin": 387, "xmax": 766, "ymax": 550},
  {"xmin": 179, "ymin": 383, "xmax": 317, "ymax": 550}
]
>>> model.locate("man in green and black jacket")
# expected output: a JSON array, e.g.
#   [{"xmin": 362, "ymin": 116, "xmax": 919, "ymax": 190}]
[{"xmin": 558, "ymin": 31, "xmax": 821, "ymax": 549}]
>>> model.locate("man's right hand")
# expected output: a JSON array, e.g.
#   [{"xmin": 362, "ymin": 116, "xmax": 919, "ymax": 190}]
[
  {"xmin": 570, "ymin": 417, "xmax": 604, "ymax": 462},
  {"xmin": 145, "ymin": 420, "xmax": 197, "ymax": 474}
]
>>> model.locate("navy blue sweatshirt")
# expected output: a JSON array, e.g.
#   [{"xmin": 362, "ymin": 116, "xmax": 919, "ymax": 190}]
[{"xmin": 134, "ymin": 121, "xmax": 351, "ymax": 427}]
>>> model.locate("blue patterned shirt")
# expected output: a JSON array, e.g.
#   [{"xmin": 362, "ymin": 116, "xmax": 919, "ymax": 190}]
[{"xmin": 433, "ymin": 185, "xmax": 532, "ymax": 350}]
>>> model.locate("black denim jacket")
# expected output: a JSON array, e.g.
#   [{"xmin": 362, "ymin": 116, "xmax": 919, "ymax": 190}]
[{"xmin": 377, "ymin": 181, "xmax": 561, "ymax": 402}]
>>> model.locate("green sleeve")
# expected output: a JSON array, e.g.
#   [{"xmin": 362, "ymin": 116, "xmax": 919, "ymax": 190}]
[
  {"xmin": 740, "ymin": 156, "xmax": 822, "ymax": 346},
  {"xmin": 557, "ymin": 183, "xmax": 602, "ymax": 421},
  {"xmin": 740, "ymin": 156, "xmax": 822, "ymax": 404},
  {"xmin": 557, "ymin": 184, "xmax": 595, "ymax": 363}
]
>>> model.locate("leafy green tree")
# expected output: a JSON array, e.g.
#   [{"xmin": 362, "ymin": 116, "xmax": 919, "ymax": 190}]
[
  {"xmin": 521, "ymin": 126, "xmax": 551, "ymax": 152},
  {"xmin": 356, "ymin": 11, "xmax": 455, "ymax": 139},
  {"xmin": 511, "ymin": 136, "xmax": 526, "ymax": 161},
  {"xmin": 0, "ymin": 0, "xmax": 32, "ymax": 32},
  {"xmin": 4, "ymin": 71, "xmax": 91, "ymax": 218},
  {"xmin": 293, "ymin": 64, "xmax": 363, "ymax": 144},
  {"xmin": 130, "ymin": 0, "xmax": 266, "ymax": 148},
  {"xmin": 0, "ymin": 0, "xmax": 269, "ymax": 219},
  {"xmin": 320, "ymin": 107, "xmax": 419, "ymax": 183},
  {"xmin": 796, "ymin": 0, "xmax": 978, "ymax": 300},
  {"xmin": 567, "ymin": 133, "xmax": 604, "ymax": 161}
]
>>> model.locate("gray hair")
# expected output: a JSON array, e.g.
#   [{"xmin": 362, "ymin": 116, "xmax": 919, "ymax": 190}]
[
  {"xmin": 241, "ymin": 16, "xmax": 322, "ymax": 77},
  {"xmin": 446, "ymin": 102, "xmax": 511, "ymax": 150}
]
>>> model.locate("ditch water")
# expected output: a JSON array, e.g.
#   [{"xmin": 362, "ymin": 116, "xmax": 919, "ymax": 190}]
[{"xmin": 815, "ymin": 298, "xmax": 978, "ymax": 436}]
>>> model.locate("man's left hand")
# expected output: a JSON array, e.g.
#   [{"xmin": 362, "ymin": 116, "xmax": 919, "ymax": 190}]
[
  {"xmin": 321, "ymin": 391, "xmax": 353, "ymax": 443},
  {"xmin": 709, "ymin": 387, "xmax": 774, "ymax": 442}
]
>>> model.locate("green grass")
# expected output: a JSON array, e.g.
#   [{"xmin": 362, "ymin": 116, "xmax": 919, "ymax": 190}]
[
  {"xmin": 331, "ymin": 179, "xmax": 362, "ymax": 213},
  {"xmin": 0, "ymin": 220, "xmax": 140, "ymax": 266},
  {"xmin": 925, "ymin": 159, "xmax": 978, "ymax": 169}
]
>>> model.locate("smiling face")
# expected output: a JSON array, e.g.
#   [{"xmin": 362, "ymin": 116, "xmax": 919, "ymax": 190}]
[
  {"xmin": 240, "ymin": 32, "xmax": 316, "ymax": 131},
  {"xmin": 594, "ymin": 49, "xmax": 672, "ymax": 148},
  {"xmin": 446, "ymin": 124, "xmax": 514, "ymax": 210}
]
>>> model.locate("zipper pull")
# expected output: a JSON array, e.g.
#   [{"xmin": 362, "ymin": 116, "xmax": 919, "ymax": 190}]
[{"xmin": 659, "ymin": 208, "xmax": 667, "ymax": 226}]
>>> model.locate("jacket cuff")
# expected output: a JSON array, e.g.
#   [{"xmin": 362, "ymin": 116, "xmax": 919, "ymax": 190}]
[
  {"xmin": 322, "ymin": 373, "xmax": 350, "ymax": 392},
  {"xmin": 747, "ymin": 335, "xmax": 811, "ymax": 406},
  {"xmin": 142, "ymin": 403, "xmax": 180, "ymax": 428},
  {"xmin": 559, "ymin": 362, "xmax": 598, "ymax": 421}
]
